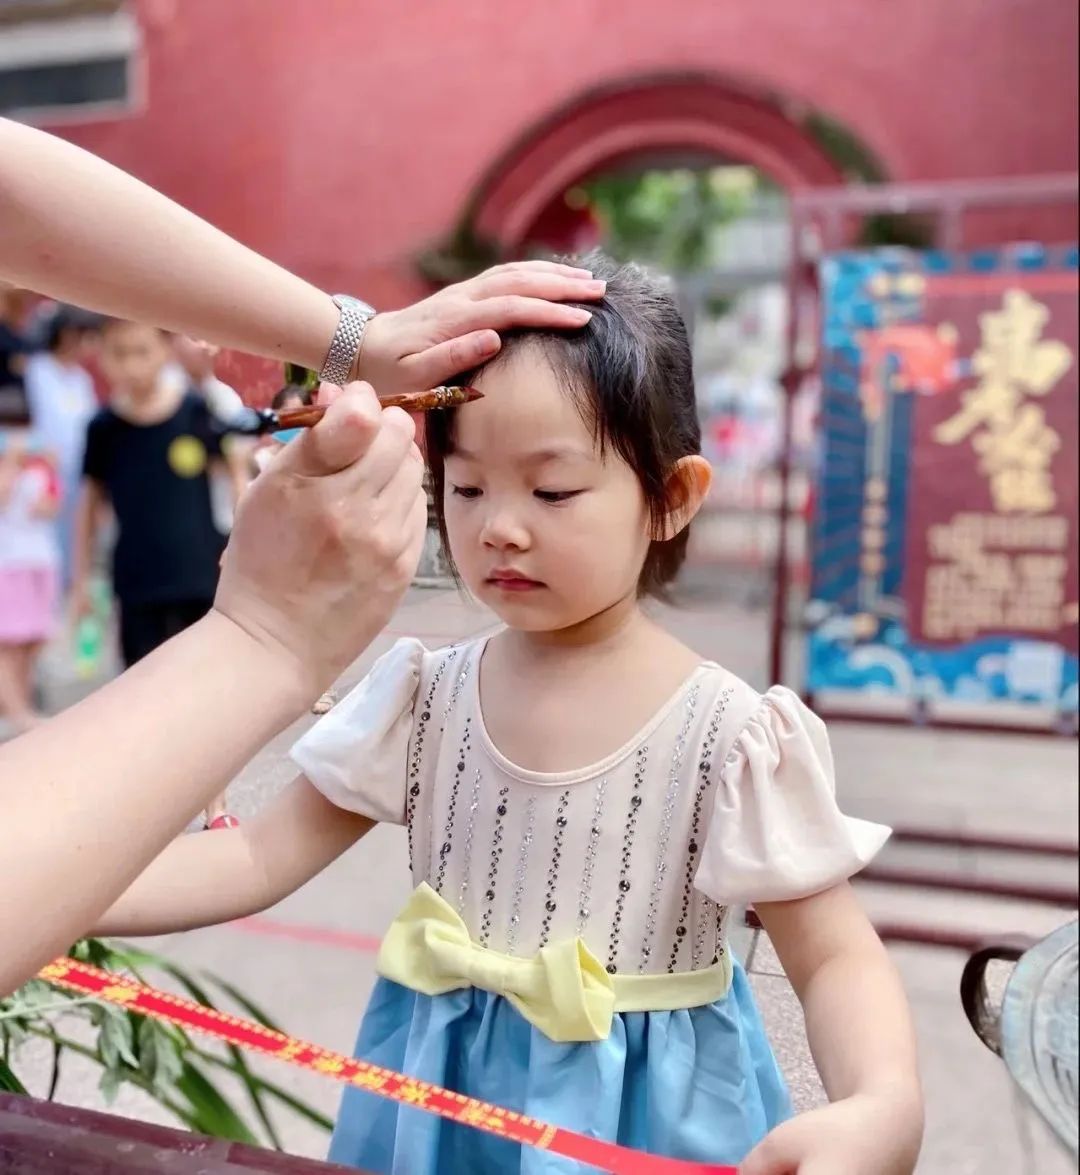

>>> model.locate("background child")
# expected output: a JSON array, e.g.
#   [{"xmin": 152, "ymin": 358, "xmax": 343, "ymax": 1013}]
[
  {"xmin": 167, "ymin": 334, "xmax": 244, "ymax": 425},
  {"xmin": 0, "ymin": 416, "xmax": 61, "ymax": 734},
  {"xmin": 23, "ymin": 305, "xmax": 99, "ymax": 592},
  {"xmin": 0, "ymin": 286, "xmax": 31, "ymax": 425},
  {"xmin": 166, "ymin": 333, "xmax": 251, "ymax": 535},
  {"xmin": 72, "ymin": 319, "xmax": 237, "ymax": 828},
  {"xmin": 92, "ymin": 258, "xmax": 922, "ymax": 1174}
]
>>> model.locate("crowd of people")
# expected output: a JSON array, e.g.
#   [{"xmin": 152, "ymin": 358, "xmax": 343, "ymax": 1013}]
[{"xmin": 0, "ymin": 286, "xmax": 307, "ymax": 810}]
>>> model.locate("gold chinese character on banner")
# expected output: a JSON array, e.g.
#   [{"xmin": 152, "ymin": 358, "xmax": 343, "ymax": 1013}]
[
  {"xmin": 972, "ymin": 402, "xmax": 1061, "ymax": 513},
  {"xmin": 934, "ymin": 289, "xmax": 1072, "ymax": 514}
]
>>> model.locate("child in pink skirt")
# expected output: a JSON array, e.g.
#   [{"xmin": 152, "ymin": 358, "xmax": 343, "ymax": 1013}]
[{"xmin": 0, "ymin": 427, "xmax": 61, "ymax": 733}]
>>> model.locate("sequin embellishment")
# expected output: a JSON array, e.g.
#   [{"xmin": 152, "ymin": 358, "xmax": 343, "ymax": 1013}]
[
  {"xmin": 576, "ymin": 777, "xmax": 608, "ymax": 937},
  {"xmin": 640, "ymin": 684, "xmax": 699, "ymax": 971},
  {"xmin": 406, "ymin": 648, "xmax": 458, "ymax": 874},
  {"xmin": 669, "ymin": 688, "xmax": 730, "ymax": 971},
  {"xmin": 506, "ymin": 795, "xmax": 537, "ymax": 954}
]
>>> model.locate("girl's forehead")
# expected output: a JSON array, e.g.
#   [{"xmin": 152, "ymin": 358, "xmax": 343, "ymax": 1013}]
[{"xmin": 455, "ymin": 353, "xmax": 596, "ymax": 457}]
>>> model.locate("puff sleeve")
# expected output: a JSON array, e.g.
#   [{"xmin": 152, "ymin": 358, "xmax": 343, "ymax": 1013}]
[
  {"xmin": 290, "ymin": 638, "xmax": 424, "ymax": 824},
  {"xmin": 694, "ymin": 686, "xmax": 890, "ymax": 905}
]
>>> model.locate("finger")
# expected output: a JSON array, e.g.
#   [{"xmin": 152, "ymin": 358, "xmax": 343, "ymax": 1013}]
[
  {"xmin": 315, "ymin": 381, "xmax": 344, "ymax": 407},
  {"xmin": 398, "ymin": 488, "xmax": 428, "ymax": 577},
  {"xmin": 390, "ymin": 487, "xmax": 428, "ymax": 582},
  {"xmin": 400, "ymin": 330, "xmax": 503, "ymax": 388},
  {"xmin": 284, "ymin": 383, "xmax": 381, "ymax": 476},
  {"xmin": 342, "ymin": 406, "xmax": 415, "ymax": 494},
  {"xmin": 476, "ymin": 259, "xmax": 595, "ymax": 280},
  {"xmin": 379, "ymin": 452, "xmax": 426, "ymax": 533},
  {"xmin": 471, "ymin": 270, "xmax": 605, "ymax": 302},
  {"xmin": 448, "ymin": 295, "xmax": 595, "ymax": 336}
]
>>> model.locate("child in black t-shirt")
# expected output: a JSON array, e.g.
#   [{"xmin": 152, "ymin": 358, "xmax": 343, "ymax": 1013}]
[{"xmin": 72, "ymin": 319, "xmax": 237, "ymax": 828}]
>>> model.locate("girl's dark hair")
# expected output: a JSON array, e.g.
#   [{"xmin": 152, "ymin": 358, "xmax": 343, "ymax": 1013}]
[
  {"xmin": 271, "ymin": 383, "xmax": 313, "ymax": 410},
  {"xmin": 425, "ymin": 252, "xmax": 701, "ymax": 599}
]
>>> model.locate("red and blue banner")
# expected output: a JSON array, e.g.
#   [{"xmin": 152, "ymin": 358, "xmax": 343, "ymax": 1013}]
[{"xmin": 806, "ymin": 244, "xmax": 1079, "ymax": 730}]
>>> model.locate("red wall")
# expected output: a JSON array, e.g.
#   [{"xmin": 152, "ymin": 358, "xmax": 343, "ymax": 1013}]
[{"xmin": 40, "ymin": 0, "xmax": 1080, "ymax": 311}]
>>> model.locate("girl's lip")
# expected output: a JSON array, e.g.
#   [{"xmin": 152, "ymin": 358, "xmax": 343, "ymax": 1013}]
[{"xmin": 486, "ymin": 572, "xmax": 544, "ymax": 590}]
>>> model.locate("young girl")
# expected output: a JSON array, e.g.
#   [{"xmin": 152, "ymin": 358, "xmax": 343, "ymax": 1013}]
[
  {"xmin": 0, "ymin": 425, "xmax": 61, "ymax": 733},
  {"xmin": 94, "ymin": 257, "xmax": 923, "ymax": 1174}
]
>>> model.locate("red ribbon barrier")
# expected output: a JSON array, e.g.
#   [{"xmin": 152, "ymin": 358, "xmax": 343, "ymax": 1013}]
[{"xmin": 39, "ymin": 958, "xmax": 737, "ymax": 1175}]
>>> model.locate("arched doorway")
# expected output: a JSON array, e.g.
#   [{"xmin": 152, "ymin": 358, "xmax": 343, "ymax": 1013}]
[{"xmin": 468, "ymin": 74, "xmax": 848, "ymax": 255}]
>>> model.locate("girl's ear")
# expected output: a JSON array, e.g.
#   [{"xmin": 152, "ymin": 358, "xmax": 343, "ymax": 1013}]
[{"xmin": 656, "ymin": 455, "xmax": 712, "ymax": 541}]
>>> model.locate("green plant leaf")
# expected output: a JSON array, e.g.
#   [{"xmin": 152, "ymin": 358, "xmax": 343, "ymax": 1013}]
[
  {"xmin": 12, "ymin": 980, "xmax": 54, "ymax": 1011},
  {"xmin": 0, "ymin": 1054, "xmax": 27, "ymax": 1094},
  {"xmin": 173, "ymin": 1060, "xmax": 260, "ymax": 1144},
  {"xmin": 283, "ymin": 363, "xmax": 319, "ymax": 391},
  {"xmin": 239, "ymin": 1074, "xmax": 333, "ymax": 1132},
  {"xmin": 98, "ymin": 1066, "xmax": 123, "ymax": 1105},
  {"xmin": 194, "ymin": 1048, "xmax": 333, "ymax": 1133},
  {"xmin": 71, "ymin": 938, "xmax": 114, "ymax": 968},
  {"xmin": 206, "ymin": 977, "xmax": 283, "ymax": 1032},
  {"xmin": 1, "ymin": 1018, "xmax": 27, "ymax": 1048},
  {"xmin": 137, "ymin": 1017, "xmax": 184, "ymax": 1096},
  {"xmin": 152, "ymin": 964, "xmax": 284, "ymax": 1149},
  {"xmin": 98, "ymin": 1007, "xmax": 138, "ymax": 1069},
  {"xmin": 46, "ymin": 1033, "xmax": 62, "ymax": 1101},
  {"xmin": 64, "ymin": 940, "xmax": 330, "ymax": 1145}
]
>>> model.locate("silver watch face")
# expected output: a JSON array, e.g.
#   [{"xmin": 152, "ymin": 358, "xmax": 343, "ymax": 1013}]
[{"xmin": 333, "ymin": 293, "xmax": 376, "ymax": 317}]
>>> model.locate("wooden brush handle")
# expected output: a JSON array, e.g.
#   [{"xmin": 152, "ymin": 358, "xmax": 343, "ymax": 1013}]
[{"xmin": 274, "ymin": 386, "xmax": 481, "ymax": 431}]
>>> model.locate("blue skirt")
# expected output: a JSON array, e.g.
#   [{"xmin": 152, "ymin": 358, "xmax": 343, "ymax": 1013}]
[{"xmin": 328, "ymin": 960, "xmax": 790, "ymax": 1174}]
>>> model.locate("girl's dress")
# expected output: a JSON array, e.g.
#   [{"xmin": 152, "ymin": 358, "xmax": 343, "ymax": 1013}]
[
  {"xmin": 0, "ymin": 457, "xmax": 60, "ymax": 646},
  {"xmin": 291, "ymin": 636, "xmax": 890, "ymax": 1174},
  {"xmin": 24, "ymin": 352, "xmax": 97, "ymax": 588}
]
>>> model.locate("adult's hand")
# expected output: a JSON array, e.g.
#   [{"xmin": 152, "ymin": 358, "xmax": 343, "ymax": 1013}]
[
  {"xmin": 1, "ymin": 123, "xmax": 606, "ymax": 395},
  {"xmin": 216, "ymin": 382, "xmax": 425, "ymax": 704},
  {"xmin": 358, "ymin": 260, "xmax": 604, "ymax": 395}
]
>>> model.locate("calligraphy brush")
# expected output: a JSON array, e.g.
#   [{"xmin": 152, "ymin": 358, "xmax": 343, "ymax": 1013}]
[{"xmin": 228, "ymin": 385, "xmax": 483, "ymax": 437}]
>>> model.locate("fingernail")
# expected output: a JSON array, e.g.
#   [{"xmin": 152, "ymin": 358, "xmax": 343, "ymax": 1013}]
[
  {"xmin": 572, "ymin": 308, "xmax": 593, "ymax": 322},
  {"xmin": 476, "ymin": 330, "xmax": 500, "ymax": 355},
  {"xmin": 586, "ymin": 280, "xmax": 606, "ymax": 293}
]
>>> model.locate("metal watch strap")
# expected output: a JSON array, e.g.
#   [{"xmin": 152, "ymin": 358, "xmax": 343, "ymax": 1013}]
[{"xmin": 319, "ymin": 295, "xmax": 375, "ymax": 386}]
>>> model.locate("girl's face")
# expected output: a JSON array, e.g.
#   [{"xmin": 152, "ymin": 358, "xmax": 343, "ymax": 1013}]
[{"xmin": 443, "ymin": 347, "xmax": 653, "ymax": 633}]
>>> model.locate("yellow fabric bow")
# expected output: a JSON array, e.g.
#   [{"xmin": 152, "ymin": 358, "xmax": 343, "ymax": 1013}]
[
  {"xmin": 377, "ymin": 883, "xmax": 732, "ymax": 1043},
  {"xmin": 378, "ymin": 883, "xmax": 613, "ymax": 1042}
]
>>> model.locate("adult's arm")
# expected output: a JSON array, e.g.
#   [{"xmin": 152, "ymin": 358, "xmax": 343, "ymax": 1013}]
[
  {"xmin": 0, "ymin": 119, "xmax": 602, "ymax": 395},
  {"xmin": 0, "ymin": 385, "xmax": 423, "ymax": 996}
]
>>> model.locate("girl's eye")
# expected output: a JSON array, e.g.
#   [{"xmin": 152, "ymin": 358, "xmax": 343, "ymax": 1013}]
[
  {"xmin": 451, "ymin": 485, "xmax": 482, "ymax": 499},
  {"xmin": 534, "ymin": 489, "xmax": 582, "ymax": 504}
]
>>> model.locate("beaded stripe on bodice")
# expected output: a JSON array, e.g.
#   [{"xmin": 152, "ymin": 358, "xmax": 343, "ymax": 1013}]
[{"xmin": 404, "ymin": 640, "xmax": 745, "ymax": 977}]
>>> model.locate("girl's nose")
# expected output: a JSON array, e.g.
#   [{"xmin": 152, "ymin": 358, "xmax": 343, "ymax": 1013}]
[{"xmin": 480, "ymin": 507, "xmax": 530, "ymax": 552}]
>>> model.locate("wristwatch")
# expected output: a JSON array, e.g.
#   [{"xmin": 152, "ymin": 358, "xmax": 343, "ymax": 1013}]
[{"xmin": 319, "ymin": 294, "xmax": 377, "ymax": 386}]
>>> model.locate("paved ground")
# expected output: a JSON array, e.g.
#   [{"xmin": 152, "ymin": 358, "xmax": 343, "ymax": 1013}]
[{"xmin": 11, "ymin": 585, "xmax": 1078, "ymax": 1174}]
